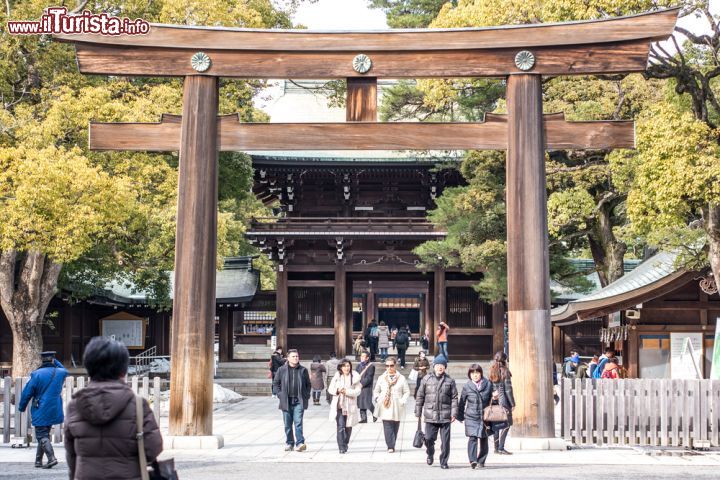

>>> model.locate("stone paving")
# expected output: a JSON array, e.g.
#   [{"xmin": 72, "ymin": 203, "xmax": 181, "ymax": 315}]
[{"xmin": 2, "ymin": 395, "xmax": 720, "ymax": 478}]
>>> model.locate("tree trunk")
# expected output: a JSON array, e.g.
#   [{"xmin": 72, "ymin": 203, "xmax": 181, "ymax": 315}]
[
  {"xmin": 707, "ymin": 203, "xmax": 720, "ymax": 296},
  {"xmin": 0, "ymin": 250, "xmax": 63, "ymax": 378},
  {"xmin": 588, "ymin": 197, "xmax": 627, "ymax": 287}
]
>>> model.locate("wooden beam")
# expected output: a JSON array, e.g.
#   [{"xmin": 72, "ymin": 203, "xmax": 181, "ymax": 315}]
[
  {"xmin": 287, "ymin": 280, "xmax": 335, "ymax": 287},
  {"xmin": 89, "ymin": 113, "xmax": 634, "ymax": 152},
  {"xmin": 276, "ymin": 268, "xmax": 288, "ymax": 350},
  {"xmin": 506, "ymin": 74, "xmax": 554, "ymax": 438},
  {"xmin": 73, "ymin": 40, "xmax": 653, "ymax": 78},
  {"xmin": 168, "ymin": 76, "xmax": 218, "ymax": 437},
  {"xmin": 346, "ymin": 78, "xmax": 377, "ymax": 122},
  {"xmin": 55, "ymin": 9, "xmax": 678, "ymax": 51}
]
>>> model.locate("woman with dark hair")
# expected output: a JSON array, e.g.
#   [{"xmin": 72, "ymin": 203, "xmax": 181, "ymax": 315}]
[
  {"xmin": 457, "ymin": 364, "xmax": 493, "ymax": 469},
  {"xmin": 310, "ymin": 355, "xmax": 327, "ymax": 406},
  {"xmin": 64, "ymin": 337, "xmax": 162, "ymax": 479},
  {"xmin": 327, "ymin": 359, "xmax": 361, "ymax": 453},
  {"xmin": 488, "ymin": 351, "xmax": 515, "ymax": 455}
]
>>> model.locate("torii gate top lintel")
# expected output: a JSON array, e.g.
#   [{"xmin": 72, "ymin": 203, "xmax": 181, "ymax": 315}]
[{"xmin": 54, "ymin": 8, "xmax": 679, "ymax": 79}]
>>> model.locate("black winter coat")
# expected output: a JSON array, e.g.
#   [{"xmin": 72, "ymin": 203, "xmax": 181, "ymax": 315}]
[
  {"xmin": 415, "ymin": 373, "xmax": 458, "ymax": 424},
  {"xmin": 356, "ymin": 362, "xmax": 376, "ymax": 410},
  {"xmin": 457, "ymin": 378, "xmax": 492, "ymax": 438},
  {"xmin": 273, "ymin": 363, "xmax": 311, "ymax": 411}
]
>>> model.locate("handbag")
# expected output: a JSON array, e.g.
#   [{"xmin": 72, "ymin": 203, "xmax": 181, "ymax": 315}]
[
  {"xmin": 408, "ymin": 368, "xmax": 418, "ymax": 383},
  {"xmin": 412, "ymin": 416, "xmax": 425, "ymax": 448},
  {"xmin": 483, "ymin": 402, "xmax": 509, "ymax": 423},
  {"xmin": 136, "ymin": 395, "xmax": 179, "ymax": 480}
]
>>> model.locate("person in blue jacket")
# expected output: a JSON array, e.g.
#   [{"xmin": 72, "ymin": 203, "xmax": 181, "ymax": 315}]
[{"xmin": 18, "ymin": 351, "xmax": 68, "ymax": 469}]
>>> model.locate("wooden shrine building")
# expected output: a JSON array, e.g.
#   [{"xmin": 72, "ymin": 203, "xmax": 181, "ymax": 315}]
[
  {"xmin": 244, "ymin": 151, "xmax": 503, "ymax": 359},
  {"xmin": 552, "ymin": 251, "xmax": 720, "ymax": 378}
]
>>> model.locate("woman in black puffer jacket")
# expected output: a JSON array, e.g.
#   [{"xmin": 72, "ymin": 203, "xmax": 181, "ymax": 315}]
[
  {"xmin": 457, "ymin": 364, "xmax": 493, "ymax": 469},
  {"xmin": 488, "ymin": 351, "xmax": 515, "ymax": 455}
]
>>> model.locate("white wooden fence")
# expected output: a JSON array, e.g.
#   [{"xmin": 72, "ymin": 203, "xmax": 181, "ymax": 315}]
[
  {"xmin": 561, "ymin": 378, "xmax": 720, "ymax": 448},
  {"xmin": 1, "ymin": 376, "xmax": 164, "ymax": 445}
]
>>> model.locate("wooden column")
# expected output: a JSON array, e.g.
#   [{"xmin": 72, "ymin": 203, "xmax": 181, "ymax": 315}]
[
  {"xmin": 218, "ymin": 308, "xmax": 230, "ymax": 363},
  {"xmin": 62, "ymin": 303, "xmax": 72, "ymax": 365},
  {"xmin": 367, "ymin": 289, "xmax": 375, "ymax": 323},
  {"xmin": 346, "ymin": 275, "xmax": 354, "ymax": 355},
  {"xmin": 169, "ymin": 76, "xmax": 219, "ymax": 437},
  {"xmin": 492, "ymin": 300, "xmax": 505, "ymax": 356},
  {"xmin": 432, "ymin": 268, "xmax": 446, "ymax": 356},
  {"xmin": 506, "ymin": 74, "xmax": 554, "ymax": 438},
  {"xmin": 276, "ymin": 268, "xmax": 288, "ymax": 351},
  {"xmin": 346, "ymin": 78, "xmax": 377, "ymax": 122},
  {"xmin": 334, "ymin": 265, "xmax": 348, "ymax": 357},
  {"xmin": 552, "ymin": 325, "xmax": 563, "ymax": 363},
  {"xmin": 628, "ymin": 327, "xmax": 639, "ymax": 378}
]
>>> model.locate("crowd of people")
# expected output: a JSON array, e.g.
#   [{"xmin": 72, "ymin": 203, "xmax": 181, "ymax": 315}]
[
  {"xmin": 270, "ymin": 343, "xmax": 515, "ymax": 470},
  {"xmin": 17, "ymin": 323, "xmax": 622, "ymax": 474},
  {"xmin": 561, "ymin": 348, "xmax": 626, "ymax": 380}
]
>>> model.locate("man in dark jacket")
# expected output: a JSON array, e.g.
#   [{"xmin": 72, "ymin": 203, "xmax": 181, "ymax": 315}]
[
  {"xmin": 273, "ymin": 349, "xmax": 311, "ymax": 452},
  {"xmin": 415, "ymin": 355, "xmax": 458, "ymax": 469},
  {"xmin": 18, "ymin": 351, "xmax": 68, "ymax": 469},
  {"xmin": 356, "ymin": 351, "xmax": 376, "ymax": 423},
  {"xmin": 64, "ymin": 337, "xmax": 162, "ymax": 479}
]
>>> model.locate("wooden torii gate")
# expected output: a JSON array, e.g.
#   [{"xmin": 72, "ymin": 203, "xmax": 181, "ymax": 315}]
[{"xmin": 57, "ymin": 9, "xmax": 677, "ymax": 444}]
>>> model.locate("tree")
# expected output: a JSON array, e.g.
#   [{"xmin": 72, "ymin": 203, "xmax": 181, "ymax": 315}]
[
  {"xmin": 0, "ymin": 0, "xmax": 292, "ymax": 376},
  {"xmin": 639, "ymin": 1, "xmax": 720, "ymax": 293},
  {"xmin": 368, "ymin": 0, "xmax": 456, "ymax": 28},
  {"xmin": 372, "ymin": 0, "xmax": 677, "ymax": 298}
]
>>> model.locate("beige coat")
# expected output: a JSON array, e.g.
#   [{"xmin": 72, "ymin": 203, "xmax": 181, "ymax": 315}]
[
  {"xmin": 328, "ymin": 371, "xmax": 362, "ymax": 426},
  {"xmin": 372, "ymin": 372, "xmax": 410, "ymax": 422}
]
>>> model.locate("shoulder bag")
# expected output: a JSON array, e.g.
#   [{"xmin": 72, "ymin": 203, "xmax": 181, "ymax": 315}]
[
  {"xmin": 483, "ymin": 400, "xmax": 508, "ymax": 423},
  {"xmin": 412, "ymin": 416, "xmax": 425, "ymax": 448},
  {"xmin": 135, "ymin": 395, "xmax": 179, "ymax": 480}
]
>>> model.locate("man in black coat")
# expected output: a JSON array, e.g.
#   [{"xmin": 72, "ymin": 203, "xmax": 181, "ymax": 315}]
[
  {"xmin": 356, "ymin": 350, "xmax": 376, "ymax": 423},
  {"xmin": 273, "ymin": 349, "xmax": 311, "ymax": 452},
  {"xmin": 415, "ymin": 355, "xmax": 458, "ymax": 469}
]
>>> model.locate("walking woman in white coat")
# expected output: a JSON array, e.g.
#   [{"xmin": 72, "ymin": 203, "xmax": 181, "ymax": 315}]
[
  {"xmin": 373, "ymin": 356, "xmax": 410, "ymax": 453},
  {"xmin": 328, "ymin": 359, "xmax": 362, "ymax": 453}
]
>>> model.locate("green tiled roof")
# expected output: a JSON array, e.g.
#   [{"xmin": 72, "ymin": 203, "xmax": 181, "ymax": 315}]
[{"xmin": 100, "ymin": 256, "xmax": 259, "ymax": 305}]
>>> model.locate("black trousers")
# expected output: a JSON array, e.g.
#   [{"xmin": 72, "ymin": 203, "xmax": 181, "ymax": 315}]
[
  {"xmin": 397, "ymin": 348, "xmax": 407, "ymax": 367},
  {"xmin": 467, "ymin": 435, "xmax": 489, "ymax": 464},
  {"xmin": 493, "ymin": 425, "xmax": 510, "ymax": 450},
  {"xmin": 359, "ymin": 405, "xmax": 374, "ymax": 421},
  {"xmin": 425, "ymin": 422, "xmax": 451, "ymax": 466},
  {"xmin": 382, "ymin": 420, "xmax": 400, "ymax": 449},
  {"xmin": 336, "ymin": 411, "xmax": 352, "ymax": 450}
]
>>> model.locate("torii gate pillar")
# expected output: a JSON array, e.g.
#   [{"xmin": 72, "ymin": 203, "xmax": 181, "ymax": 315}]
[
  {"xmin": 506, "ymin": 74, "xmax": 556, "ymax": 442},
  {"xmin": 168, "ymin": 76, "xmax": 220, "ymax": 441}
]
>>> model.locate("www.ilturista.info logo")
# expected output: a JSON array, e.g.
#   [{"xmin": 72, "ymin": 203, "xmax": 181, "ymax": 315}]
[{"xmin": 6, "ymin": 7, "xmax": 150, "ymax": 35}]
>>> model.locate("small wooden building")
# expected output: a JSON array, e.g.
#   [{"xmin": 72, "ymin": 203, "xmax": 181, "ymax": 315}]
[
  {"xmin": 552, "ymin": 251, "xmax": 720, "ymax": 378},
  {"xmin": 0, "ymin": 257, "xmax": 261, "ymax": 369}
]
